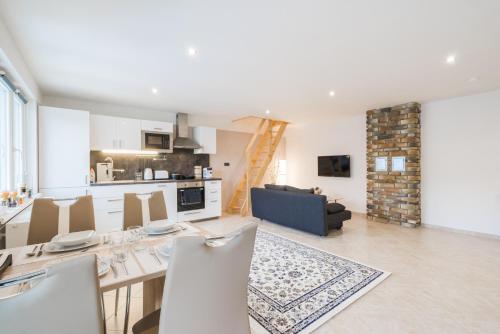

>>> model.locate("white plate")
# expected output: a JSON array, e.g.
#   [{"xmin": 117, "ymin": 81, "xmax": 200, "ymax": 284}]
[
  {"xmin": 51, "ymin": 230, "xmax": 95, "ymax": 247},
  {"xmin": 157, "ymin": 240, "xmax": 174, "ymax": 257},
  {"xmin": 145, "ymin": 225, "xmax": 183, "ymax": 236},
  {"xmin": 144, "ymin": 220, "xmax": 177, "ymax": 233},
  {"xmin": 45, "ymin": 236, "xmax": 100, "ymax": 253}
]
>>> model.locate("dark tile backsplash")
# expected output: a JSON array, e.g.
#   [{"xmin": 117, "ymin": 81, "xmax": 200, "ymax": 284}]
[{"xmin": 90, "ymin": 149, "xmax": 210, "ymax": 180}]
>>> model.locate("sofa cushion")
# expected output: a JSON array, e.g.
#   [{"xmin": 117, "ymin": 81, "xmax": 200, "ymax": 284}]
[
  {"xmin": 326, "ymin": 202, "xmax": 346, "ymax": 214},
  {"xmin": 264, "ymin": 184, "xmax": 287, "ymax": 191},
  {"xmin": 285, "ymin": 185, "xmax": 314, "ymax": 194}
]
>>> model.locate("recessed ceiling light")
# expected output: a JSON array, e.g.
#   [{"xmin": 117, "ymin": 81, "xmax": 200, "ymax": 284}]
[
  {"xmin": 187, "ymin": 47, "xmax": 198, "ymax": 57},
  {"xmin": 329, "ymin": 91, "xmax": 336, "ymax": 97},
  {"xmin": 468, "ymin": 77, "xmax": 478, "ymax": 83},
  {"xmin": 446, "ymin": 54, "xmax": 456, "ymax": 65},
  {"xmin": 265, "ymin": 109, "xmax": 271, "ymax": 115},
  {"xmin": 152, "ymin": 87, "xmax": 158, "ymax": 94}
]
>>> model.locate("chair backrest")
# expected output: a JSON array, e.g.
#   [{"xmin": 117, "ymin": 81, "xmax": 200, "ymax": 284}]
[
  {"xmin": 27, "ymin": 198, "xmax": 59, "ymax": 245},
  {"xmin": 149, "ymin": 191, "xmax": 168, "ymax": 221},
  {"xmin": 69, "ymin": 195, "xmax": 96, "ymax": 232},
  {"xmin": 123, "ymin": 191, "xmax": 167, "ymax": 229},
  {"xmin": 123, "ymin": 193, "xmax": 143, "ymax": 230},
  {"xmin": 28, "ymin": 196, "xmax": 96, "ymax": 245},
  {"xmin": 0, "ymin": 255, "xmax": 104, "ymax": 334},
  {"xmin": 158, "ymin": 222, "xmax": 257, "ymax": 334}
]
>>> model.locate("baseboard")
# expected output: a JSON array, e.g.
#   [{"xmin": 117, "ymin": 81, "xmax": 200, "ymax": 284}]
[{"xmin": 422, "ymin": 223, "xmax": 500, "ymax": 240}]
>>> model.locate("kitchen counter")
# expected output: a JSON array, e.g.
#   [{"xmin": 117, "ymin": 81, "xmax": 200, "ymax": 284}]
[
  {"xmin": 90, "ymin": 177, "xmax": 222, "ymax": 186},
  {"xmin": 0, "ymin": 196, "xmax": 36, "ymax": 228}
]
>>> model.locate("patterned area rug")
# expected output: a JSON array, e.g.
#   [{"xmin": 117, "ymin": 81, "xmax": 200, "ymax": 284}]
[{"xmin": 248, "ymin": 230, "xmax": 390, "ymax": 334}]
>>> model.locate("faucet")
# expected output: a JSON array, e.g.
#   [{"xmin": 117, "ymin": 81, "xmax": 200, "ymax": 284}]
[{"xmin": 104, "ymin": 156, "xmax": 125, "ymax": 179}]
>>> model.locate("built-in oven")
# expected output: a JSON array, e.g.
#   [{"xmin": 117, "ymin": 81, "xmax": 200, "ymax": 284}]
[
  {"xmin": 142, "ymin": 131, "xmax": 173, "ymax": 153},
  {"xmin": 177, "ymin": 181, "xmax": 205, "ymax": 212}
]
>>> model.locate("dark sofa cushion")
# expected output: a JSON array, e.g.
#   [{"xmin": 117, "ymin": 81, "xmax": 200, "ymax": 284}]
[
  {"xmin": 326, "ymin": 202, "xmax": 346, "ymax": 214},
  {"xmin": 264, "ymin": 184, "xmax": 287, "ymax": 191},
  {"xmin": 285, "ymin": 185, "xmax": 314, "ymax": 194}
]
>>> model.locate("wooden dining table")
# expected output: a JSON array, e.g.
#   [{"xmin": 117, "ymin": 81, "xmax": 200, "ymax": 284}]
[{"xmin": 0, "ymin": 222, "xmax": 209, "ymax": 334}]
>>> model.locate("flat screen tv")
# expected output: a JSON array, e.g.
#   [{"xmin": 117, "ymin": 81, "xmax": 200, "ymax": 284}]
[{"xmin": 318, "ymin": 155, "xmax": 350, "ymax": 177}]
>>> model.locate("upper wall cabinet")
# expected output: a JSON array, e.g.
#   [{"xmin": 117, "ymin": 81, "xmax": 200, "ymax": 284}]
[
  {"xmin": 193, "ymin": 126, "xmax": 217, "ymax": 154},
  {"xmin": 90, "ymin": 115, "xmax": 141, "ymax": 150},
  {"xmin": 141, "ymin": 120, "xmax": 174, "ymax": 133}
]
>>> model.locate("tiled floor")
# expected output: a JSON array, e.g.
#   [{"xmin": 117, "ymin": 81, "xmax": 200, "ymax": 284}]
[{"xmin": 106, "ymin": 213, "xmax": 500, "ymax": 333}]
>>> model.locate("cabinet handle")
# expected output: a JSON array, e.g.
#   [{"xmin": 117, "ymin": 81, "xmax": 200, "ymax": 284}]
[
  {"xmin": 154, "ymin": 127, "xmax": 162, "ymax": 131},
  {"xmin": 210, "ymin": 190, "xmax": 217, "ymax": 194},
  {"xmin": 210, "ymin": 200, "xmax": 218, "ymax": 203},
  {"xmin": 183, "ymin": 211, "xmax": 201, "ymax": 215},
  {"xmin": 157, "ymin": 185, "xmax": 167, "ymax": 188},
  {"xmin": 107, "ymin": 210, "xmax": 123, "ymax": 214},
  {"xmin": 119, "ymin": 139, "xmax": 123, "ymax": 149},
  {"xmin": 107, "ymin": 199, "xmax": 123, "ymax": 202}
]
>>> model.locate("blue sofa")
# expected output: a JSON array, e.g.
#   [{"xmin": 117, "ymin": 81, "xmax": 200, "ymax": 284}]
[{"xmin": 251, "ymin": 186, "xmax": 351, "ymax": 236}]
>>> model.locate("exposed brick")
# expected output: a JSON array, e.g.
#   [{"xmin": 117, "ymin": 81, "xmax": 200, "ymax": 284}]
[{"xmin": 366, "ymin": 102, "xmax": 421, "ymax": 227}]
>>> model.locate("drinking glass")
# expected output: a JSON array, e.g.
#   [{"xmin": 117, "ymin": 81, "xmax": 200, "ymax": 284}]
[
  {"xmin": 110, "ymin": 231, "xmax": 128, "ymax": 263},
  {"xmin": 126, "ymin": 226, "xmax": 146, "ymax": 251}
]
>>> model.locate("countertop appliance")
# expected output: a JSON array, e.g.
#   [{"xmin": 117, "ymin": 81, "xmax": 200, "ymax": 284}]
[
  {"xmin": 142, "ymin": 130, "xmax": 173, "ymax": 153},
  {"xmin": 177, "ymin": 181, "xmax": 205, "ymax": 212},
  {"xmin": 203, "ymin": 167, "xmax": 213, "ymax": 179},
  {"xmin": 154, "ymin": 170, "xmax": 169, "ymax": 180},
  {"xmin": 96, "ymin": 163, "xmax": 114, "ymax": 182},
  {"xmin": 144, "ymin": 168, "xmax": 153, "ymax": 180}
]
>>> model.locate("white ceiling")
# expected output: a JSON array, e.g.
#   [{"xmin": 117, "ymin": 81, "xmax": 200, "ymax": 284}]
[{"xmin": 1, "ymin": 0, "xmax": 500, "ymax": 123}]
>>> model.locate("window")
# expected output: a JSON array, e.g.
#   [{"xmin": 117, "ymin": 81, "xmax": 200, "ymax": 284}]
[
  {"xmin": 0, "ymin": 79, "xmax": 27, "ymax": 191},
  {"xmin": 0, "ymin": 83, "xmax": 7, "ymax": 190}
]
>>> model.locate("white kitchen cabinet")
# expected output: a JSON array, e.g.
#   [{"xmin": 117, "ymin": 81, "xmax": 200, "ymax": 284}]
[
  {"xmin": 90, "ymin": 114, "xmax": 115, "ymax": 150},
  {"xmin": 204, "ymin": 180, "xmax": 222, "ymax": 217},
  {"xmin": 40, "ymin": 187, "xmax": 88, "ymax": 199},
  {"xmin": 87, "ymin": 180, "xmax": 221, "ymax": 229},
  {"xmin": 141, "ymin": 120, "xmax": 174, "ymax": 133},
  {"xmin": 116, "ymin": 117, "xmax": 141, "ymax": 150},
  {"xmin": 90, "ymin": 115, "xmax": 141, "ymax": 150},
  {"xmin": 39, "ymin": 106, "xmax": 90, "ymax": 190},
  {"xmin": 193, "ymin": 126, "xmax": 217, "ymax": 154}
]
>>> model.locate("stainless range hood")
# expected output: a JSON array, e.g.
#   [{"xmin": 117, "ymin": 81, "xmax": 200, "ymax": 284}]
[{"xmin": 173, "ymin": 113, "xmax": 202, "ymax": 149}]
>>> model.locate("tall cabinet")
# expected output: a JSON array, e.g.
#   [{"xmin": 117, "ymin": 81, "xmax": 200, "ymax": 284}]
[{"xmin": 38, "ymin": 106, "xmax": 90, "ymax": 198}]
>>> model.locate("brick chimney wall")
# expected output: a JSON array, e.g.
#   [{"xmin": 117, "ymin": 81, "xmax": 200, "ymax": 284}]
[{"xmin": 366, "ymin": 102, "xmax": 421, "ymax": 227}]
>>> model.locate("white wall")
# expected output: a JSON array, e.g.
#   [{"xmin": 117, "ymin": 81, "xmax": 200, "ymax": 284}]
[
  {"xmin": 286, "ymin": 114, "xmax": 366, "ymax": 213},
  {"xmin": 421, "ymin": 90, "xmax": 500, "ymax": 236},
  {"xmin": 0, "ymin": 18, "xmax": 40, "ymax": 101},
  {"xmin": 42, "ymin": 95, "xmax": 177, "ymax": 123}
]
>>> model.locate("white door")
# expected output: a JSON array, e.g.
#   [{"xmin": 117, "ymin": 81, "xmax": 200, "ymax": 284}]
[
  {"xmin": 116, "ymin": 117, "xmax": 141, "ymax": 150},
  {"xmin": 90, "ymin": 114, "xmax": 117, "ymax": 150},
  {"xmin": 39, "ymin": 106, "xmax": 90, "ymax": 189}
]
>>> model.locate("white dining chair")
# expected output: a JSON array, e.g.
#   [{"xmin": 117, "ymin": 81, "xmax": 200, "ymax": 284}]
[
  {"xmin": 0, "ymin": 255, "xmax": 104, "ymax": 334},
  {"xmin": 132, "ymin": 222, "xmax": 258, "ymax": 334},
  {"xmin": 116, "ymin": 191, "xmax": 168, "ymax": 333}
]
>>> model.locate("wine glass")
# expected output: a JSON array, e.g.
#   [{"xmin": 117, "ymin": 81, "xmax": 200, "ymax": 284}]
[{"xmin": 126, "ymin": 226, "xmax": 146, "ymax": 251}]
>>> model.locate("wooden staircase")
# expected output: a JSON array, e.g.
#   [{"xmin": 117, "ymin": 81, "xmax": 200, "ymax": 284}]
[{"xmin": 227, "ymin": 118, "xmax": 288, "ymax": 216}]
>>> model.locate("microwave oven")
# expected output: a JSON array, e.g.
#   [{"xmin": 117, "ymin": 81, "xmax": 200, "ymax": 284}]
[{"xmin": 141, "ymin": 131, "xmax": 173, "ymax": 153}]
